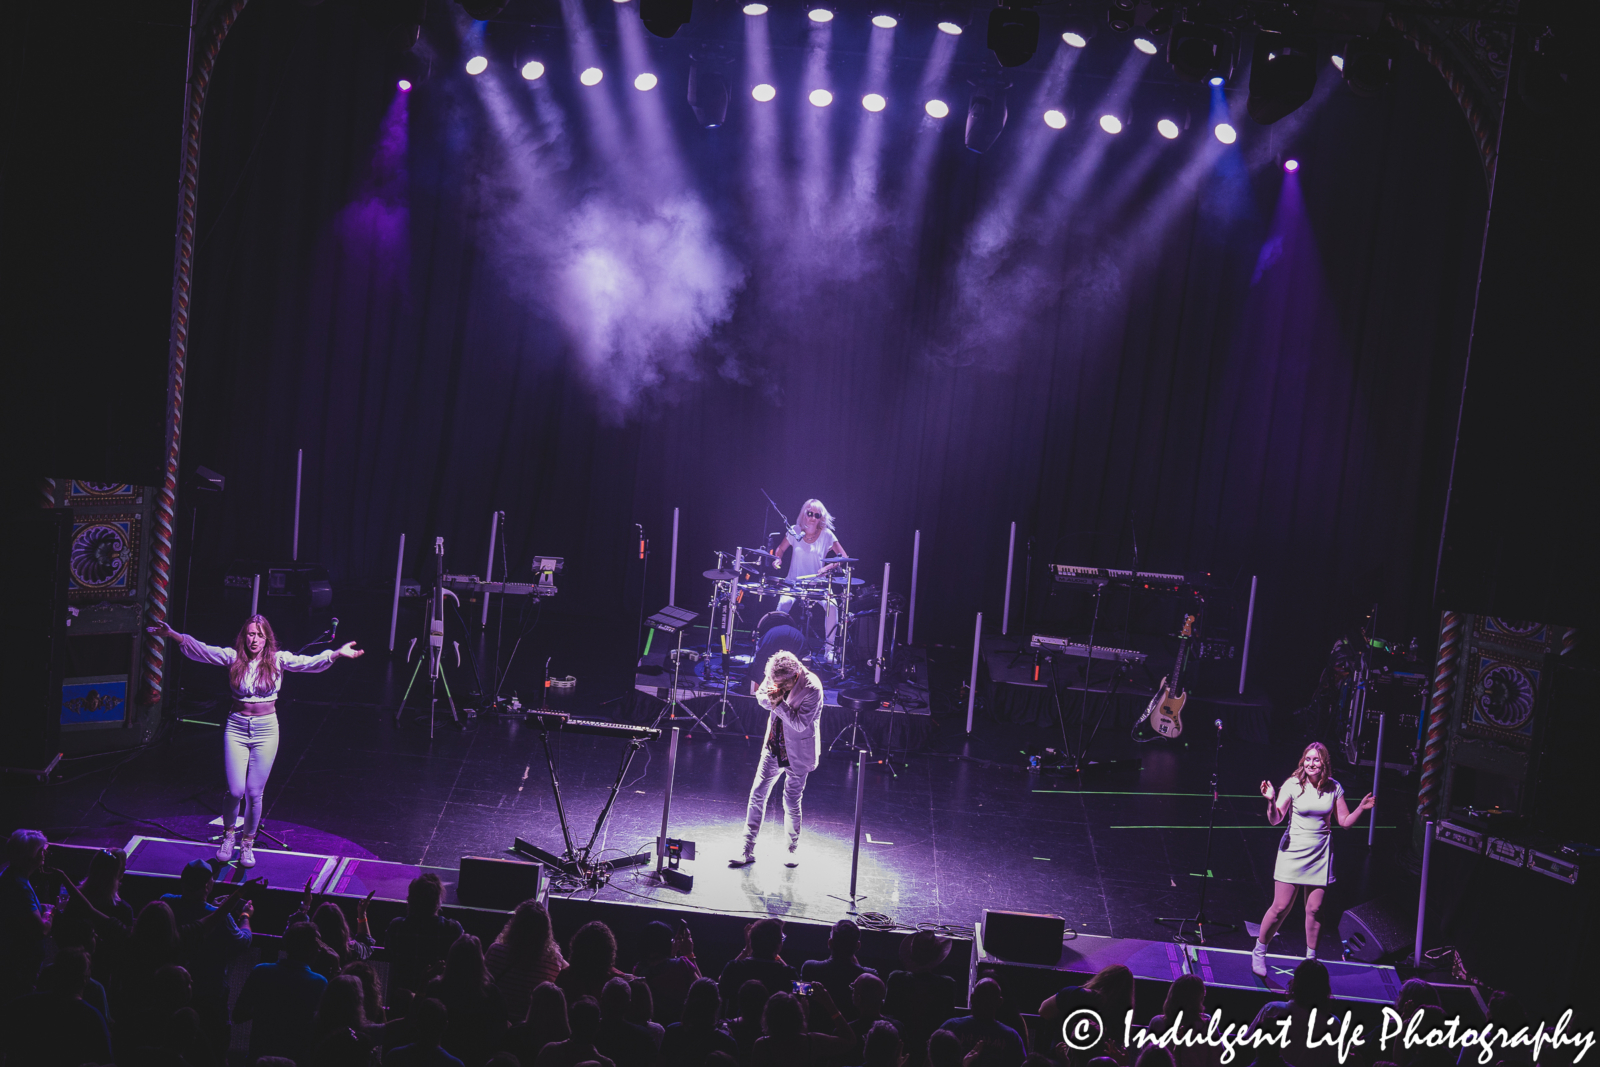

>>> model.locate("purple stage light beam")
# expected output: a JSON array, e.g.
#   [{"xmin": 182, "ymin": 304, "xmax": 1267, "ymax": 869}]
[
  {"xmin": 337, "ymin": 84, "xmax": 410, "ymax": 288},
  {"xmin": 559, "ymin": 0, "xmax": 627, "ymax": 163},
  {"xmin": 798, "ymin": 16, "xmax": 835, "ymax": 227},
  {"xmin": 742, "ymin": 0, "xmax": 788, "ymax": 211},
  {"xmin": 845, "ymin": 14, "xmax": 897, "ymax": 204},
  {"xmin": 616, "ymin": 1, "xmax": 691, "ymax": 190},
  {"xmin": 896, "ymin": 28, "xmax": 959, "ymax": 230},
  {"xmin": 1041, "ymin": 48, "xmax": 1147, "ymax": 224}
]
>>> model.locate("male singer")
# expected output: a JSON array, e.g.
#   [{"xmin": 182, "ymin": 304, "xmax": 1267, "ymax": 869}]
[{"xmin": 732, "ymin": 650, "xmax": 823, "ymax": 869}]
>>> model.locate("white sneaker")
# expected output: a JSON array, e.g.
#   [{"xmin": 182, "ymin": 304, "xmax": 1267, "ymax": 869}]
[
  {"xmin": 784, "ymin": 840, "xmax": 800, "ymax": 868},
  {"xmin": 729, "ymin": 845, "xmax": 756, "ymax": 868},
  {"xmin": 1251, "ymin": 941, "xmax": 1268, "ymax": 978},
  {"xmin": 239, "ymin": 837, "xmax": 257, "ymax": 869},
  {"xmin": 216, "ymin": 829, "xmax": 237, "ymax": 862}
]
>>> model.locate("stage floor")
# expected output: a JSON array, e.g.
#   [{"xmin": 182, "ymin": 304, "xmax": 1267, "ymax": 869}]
[{"xmin": 2, "ymin": 617, "xmax": 1415, "ymax": 956}]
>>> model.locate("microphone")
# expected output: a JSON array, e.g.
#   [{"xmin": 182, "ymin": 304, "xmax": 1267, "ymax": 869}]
[
  {"xmin": 330, "ymin": 618, "xmax": 339, "ymax": 641},
  {"xmin": 1215, "ymin": 718, "xmax": 1223, "ymax": 730}
]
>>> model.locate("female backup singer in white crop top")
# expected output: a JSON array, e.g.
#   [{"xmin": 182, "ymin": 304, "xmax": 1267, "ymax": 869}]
[{"xmin": 147, "ymin": 614, "xmax": 363, "ymax": 868}]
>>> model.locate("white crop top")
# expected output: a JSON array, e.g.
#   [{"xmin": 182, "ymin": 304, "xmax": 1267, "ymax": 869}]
[{"xmin": 178, "ymin": 634, "xmax": 339, "ymax": 703}]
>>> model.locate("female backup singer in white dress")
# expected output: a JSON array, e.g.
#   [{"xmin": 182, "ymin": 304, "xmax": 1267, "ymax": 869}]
[
  {"xmin": 1250, "ymin": 741, "xmax": 1374, "ymax": 975},
  {"xmin": 147, "ymin": 615, "xmax": 363, "ymax": 868},
  {"xmin": 771, "ymin": 499, "xmax": 850, "ymax": 662},
  {"xmin": 731, "ymin": 651, "xmax": 823, "ymax": 870}
]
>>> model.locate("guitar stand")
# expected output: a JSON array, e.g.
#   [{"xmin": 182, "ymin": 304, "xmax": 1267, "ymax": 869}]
[
  {"xmin": 397, "ymin": 539, "xmax": 462, "ymax": 739},
  {"xmin": 513, "ymin": 725, "xmax": 652, "ymax": 887},
  {"xmin": 1155, "ymin": 717, "xmax": 1237, "ymax": 943}
]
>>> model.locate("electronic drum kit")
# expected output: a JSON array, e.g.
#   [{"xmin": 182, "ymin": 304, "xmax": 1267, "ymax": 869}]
[{"xmin": 698, "ymin": 545, "xmax": 867, "ymax": 675}]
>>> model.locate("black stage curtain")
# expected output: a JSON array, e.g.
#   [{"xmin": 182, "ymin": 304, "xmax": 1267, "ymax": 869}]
[{"xmin": 176, "ymin": 3, "xmax": 1487, "ymax": 710}]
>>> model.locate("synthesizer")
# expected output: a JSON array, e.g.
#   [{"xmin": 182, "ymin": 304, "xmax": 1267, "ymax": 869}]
[
  {"xmin": 524, "ymin": 711, "xmax": 661, "ymax": 741},
  {"xmin": 1028, "ymin": 634, "xmax": 1148, "ymax": 664}
]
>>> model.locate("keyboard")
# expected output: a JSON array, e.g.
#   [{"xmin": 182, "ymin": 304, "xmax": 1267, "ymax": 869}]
[
  {"xmin": 443, "ymin": 574, "xmax": 559, "ymax": 598},
  {"xmin": 1050, "ymin": 564, "xmax": 1190, "ymax": 592},
  {"xmin": 524, "ymin": 711, "xmax": 661, "ymax": 740},
  {"xmin": 1028, "ymin": 635, "xmax": 1148, "ymax": 663}
]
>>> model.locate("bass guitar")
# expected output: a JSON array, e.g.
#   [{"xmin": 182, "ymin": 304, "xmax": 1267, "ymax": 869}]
[{"xmin": 1133, "ymin": 614, "xmax": 1195, "ymax": 741}]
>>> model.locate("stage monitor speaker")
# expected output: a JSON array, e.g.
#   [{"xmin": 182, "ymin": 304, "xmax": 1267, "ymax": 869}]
[
  {"xmin": 1338, "ymin": 899, "xmax": 1411, "ymax": 963},
  {"xmin": 983, "ymin": 909, "xmax": 1065, "ymax": 965},
  {"xmin": 458, "ymin": 855, "xmax": 542, "ymax": 910}
]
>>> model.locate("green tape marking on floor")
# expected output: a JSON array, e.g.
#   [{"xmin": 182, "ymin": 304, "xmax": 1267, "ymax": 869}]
[
  {"xmin": 1111, "ymin": 824, "xmax": 1400, "ymax": 830},
  {"xmin": 1033, "ymin": 790, "xmax": 1262, "ymax": 798}
]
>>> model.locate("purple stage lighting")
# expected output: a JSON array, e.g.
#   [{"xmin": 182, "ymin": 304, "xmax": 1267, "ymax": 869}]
[
  {"xmin": 1331, "ymin": 54, "xmax": 1345, "ymax": 70},
  {"xmin": 1043, "ymin": 109, "xmax": 1067, "ymax": 129},
  {"xmin": 634, "ymin": 72, "xmax": 658, "ymax": 91},
  {"xmin": 872, "ymin": 14, "xmax": 897, "ymax": 28},
  {"xmin": 863, "ymin": 93, "xmax": 886, "ymax": 112},
  {"xmin": 1284, "ymin": 158, "xmax": 1300, "ymax": 171},
  {"xmin": 743, "ymin": 2, "xmax": 768, "ymax": 12},
  {"xmin": 925, "ymin": 98, "xmax": 950, "ymax": 118},
  {"xmin": 1157, "ymin": 118, "xmax": 1180, "ymax": 139},
  {"xmin": 1214, "ymin": 122, "xmax": 1237, "ymax": 143},
  {"xmin": 1209, "ymin": 75, "xmax": 1224, "ymax": 86},
  {"xmin": 1133, "ymin": 37, "xmax": 1157, "ymax": 54},
  {"xmin": 808, "ymin": 7, "xmax": 833, "ymax": 22},
  {"xmin": 752, "ymin": 83, "xmax": 776, "ymax": 102},
  {"xmin": 465, "ymin": 55, "xmax": 489, "ymax": 76},
  {"xmin": 581, "ymin": 67, "xmax": 604, "ymax": 86},
  {"xmin": 1099, "ymin": 114, "xmax": 1123, "ymax": 134},
  {"xmin": 398, "ymin": 79, "xmax": 413, "ymax": 92},
  {"xmin": 1062, "ymin": 31, "xmax": 1087, "ymax": 47},
  {"xmin": 521, "ymin": 60, "xmax": 545, "ymax": 81},
  {"xmin": 809, "ymin": 88, "xmax": 834, "ymax": 107},
  {"xmin": 937, "ymin": 21, "xmax": 963, "ymax": 35}
]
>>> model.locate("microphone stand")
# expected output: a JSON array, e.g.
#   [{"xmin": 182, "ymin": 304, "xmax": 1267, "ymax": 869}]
[{"xmin": 1155, "ymin": 718, "xmax": 1238, "ymax": 943}]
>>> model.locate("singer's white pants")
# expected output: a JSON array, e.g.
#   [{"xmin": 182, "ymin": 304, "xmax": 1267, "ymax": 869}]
[
  {"xmin": 223, "ymin": 711, "xmax": 279, "ymax": 838},
  {"xmin": 743, "ymin": 750, "xmax": 808, "ymax": 849}
]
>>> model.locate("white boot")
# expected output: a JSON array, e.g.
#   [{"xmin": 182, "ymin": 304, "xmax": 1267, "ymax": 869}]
[
  {"xmin": 1251, "ymin": 940, "xmax": 1269, "ymax": 977},
  {"xmin": 785, "ymin": 838, "xmax": 800, "ymax": 868},
  {"xmin": 729, "ymin": 841, "xmax": 756, "ymax": 868},
  {"xmin": 216, "ymin": 828, "xmax": 237, "ymax": 862},
  {"xmin": 239, "ymin": 836, "xmax": 257, "ymax": 869}
]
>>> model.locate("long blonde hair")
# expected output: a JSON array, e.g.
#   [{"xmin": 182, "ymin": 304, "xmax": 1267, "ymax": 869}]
[
  {"xmin": 230, "ymin": 615, "xmax": 281, "ymax": 693},
  {"xmin": 1293, "ymin": 742, "xmax": 1334, "ymax": 795},
  {"xmin": 798, "ymin": 499, "xmax": 835, "ymax": 534}
]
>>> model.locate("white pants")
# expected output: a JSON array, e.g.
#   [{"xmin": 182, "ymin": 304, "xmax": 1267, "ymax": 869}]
[
  {"xmin": 223, "ymin": 711, "xmax": 279, "ymax": 838},
  {"xmin": 744, "ymin": 750, "xmax": 810, "ymax": 849},
  {"xmin": 777, "ymin": 595, "xmax": 840, "ymax": 654}
]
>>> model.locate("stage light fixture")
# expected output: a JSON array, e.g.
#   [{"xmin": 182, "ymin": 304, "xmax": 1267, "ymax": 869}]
[
  {"xmin": 581, "ymin": 67, "xmax": 604, "ymax": 86},
  {"xmin": 1043, "ymin": 109, "xmax": 1067, "ymax": 129},
  {"xmin": 872, "ymin": 14, "xmax": 897, "ymax": 28},
  {"xmin": 1284, "ymin": 158, "xmax": 1299, "ymax": 171},
  {"xmin": 752, "ymin": 83, "xmax": 776, "ymax": 101},
  {"xmin": 1167, "ymin": 20, "xmax": 1234, "ymax": 82},
  {"xmin": 1062, "ymin": 31, "xmax": 1087, "ymax": 47},
  {"xmin": 457, "ymin": 0, "xmax": 508, "ymax": 17},
  {"xmin": 809, "ymin": 88, "xmax": 834, "ymax": 106},
  {"xmin": 1099, "ymin": 113, "xmax": 1123, "ymax": 133},
  {"xmin": 965, "ymin": 86, "xmax": 1007, "ymax": 153},
  {"xmin": 925, "ymin": 98, "xmax": 951, "ymax": 118},
  {"xmin": 743, "ymin": 2, "xmax": 767, "ymax": 11},
  {"xmin": 465, "ymin": 55, "xmax": 489, "ymax": 75},
  {"xmin": 1341, "ymin": 36, "xmax": 1392, "ymax": 97},
  {"xmin": 808, "ymin": 7, "xmax": 834, "ymax": 22},
  {"xmin": 1214, "ymin": 121, "xmax": 1237, "ymax": 143},
  {"xmin": 640, "ymin": 0, "xmax": 693, "ymax": 38},
  {"xmin": 863, "ymin": 93, "xmax": 887, "ymax": 111},
  {"xmin": 635, "ymin": 72, "xmax": 658, "ymax": 91},
  {"xmin": 937, "ymin": 20, "xmax": 963, "ymax": 34},
  {"xmin": 1209, "ymin": 75, "xmax": 1224, "ymax": 86},
  {"xmin": 398, "ymin": 79, "xmax": 413, "ymax": 92},
  {"xmin": 1133, "ymin": 36, "xmax": 1157, "ymax": 54},
  {"xmin": 521, "ymin": 60, "xmax": 545, "ymax": 80},
  {"xmin": 987, "ymin": 4, "xmax": 1041, "ymax": 67},
  {"xmin": 688, "ymin": 59, "xmax": 730, "ymax": 126},
  {"xmin": 1331, "ymin": 53, "xmax": 1344, "ymax": 70},
  {"xmin": 1247, "ymin": 31, "xmax": 1316, "ymax": 124},
  {"xmin": 1157, "ymin": 118, "xmax": 1180, "ymax": 138},
  {"xmin": 1106, "ymin": 4, "xmax": 1132, "ymax": 32}
]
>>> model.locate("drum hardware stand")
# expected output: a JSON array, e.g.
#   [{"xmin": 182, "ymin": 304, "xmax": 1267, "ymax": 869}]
[
  {"xmin": 647, "ymin": 606, "xmax": 713, "ymax": 738},
  {"xmin": 397, "ymin": 537, "xmax": 461, "ymax": 739},
  {"xmin": 1155, "ymin": 717, "xmax": 1237, "ymax": 943}
]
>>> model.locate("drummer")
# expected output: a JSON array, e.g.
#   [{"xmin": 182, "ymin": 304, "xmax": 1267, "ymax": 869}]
[{"xmin": 771, "ymin": 499, "xmax": 850, "ymax": 663}]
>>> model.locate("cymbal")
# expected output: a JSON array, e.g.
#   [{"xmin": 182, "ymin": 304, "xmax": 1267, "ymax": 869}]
[
  {"xmin": 824, "ymin": 556, "xmax": 860, "ymax": 564},
  {"xmin": 829, "ymin": 576, "xmax": 865, "ymax": 586},
  {"xmin": 703, "ymin": 569, "xmax": 738, "ymax": 581},
  {"xmin": 740, "ymin": 547, "xmax": 778, "ymax": 561}
]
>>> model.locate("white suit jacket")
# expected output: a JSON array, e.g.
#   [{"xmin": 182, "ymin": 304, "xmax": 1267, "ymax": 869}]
[{"xmin": 756, "ymin": 668, "xmax": 824, "ymax": 774}]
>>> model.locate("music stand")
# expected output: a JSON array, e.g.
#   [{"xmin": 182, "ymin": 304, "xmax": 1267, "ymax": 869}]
[{"xmin": 647, "ymin": 606, "xmax": 713, "ymax": 738}]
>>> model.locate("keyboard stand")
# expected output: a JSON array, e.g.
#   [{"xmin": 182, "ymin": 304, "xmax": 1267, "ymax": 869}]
[{"xmin": 513, "ymin": 724, "xmax": 652, "ymax": 887}]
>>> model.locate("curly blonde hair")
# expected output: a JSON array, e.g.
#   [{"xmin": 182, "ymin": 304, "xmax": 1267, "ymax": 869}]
[{"xmin": 763, "ymin": 650, "xmax": 804, "ymax": 689}]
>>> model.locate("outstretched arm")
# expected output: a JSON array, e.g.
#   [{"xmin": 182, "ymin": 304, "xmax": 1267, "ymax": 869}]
[
  {"xmin": 148, "ymin": 623, "xmax": 235, "ymax": 666},
  {"xmin": 279, "ymin": 642, "xmax": 363, "ymax": 673},
  {"xmin": 1336, "ymin": 791, "xmax": 1374, "ymax": 828}
]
